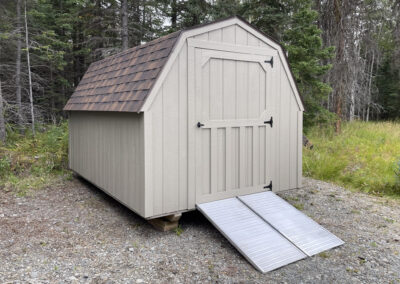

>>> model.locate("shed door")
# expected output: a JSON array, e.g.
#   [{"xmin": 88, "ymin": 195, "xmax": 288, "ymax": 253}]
[{"xmin": 189, "ymin": 43, "xmax": 276, "ymax": 204}]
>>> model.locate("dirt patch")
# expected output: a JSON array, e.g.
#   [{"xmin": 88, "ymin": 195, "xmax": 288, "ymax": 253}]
[{"xmin": 0, "ymin": 177, "xmax": 399, "ymax": 283}]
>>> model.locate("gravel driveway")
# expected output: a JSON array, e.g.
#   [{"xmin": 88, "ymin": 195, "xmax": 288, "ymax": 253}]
[{"xmin": 1, "ymin": 177, "xmax": 399, "ymax": 283}]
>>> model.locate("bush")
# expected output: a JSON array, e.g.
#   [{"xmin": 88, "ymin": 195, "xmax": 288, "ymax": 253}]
[
  {"xmin": 304, "ymin": 121, "xmax": 400, "ymax": 197},
  {"xmin": 0, "ymin": 122, "xmax": 70, "ymax": 194}
]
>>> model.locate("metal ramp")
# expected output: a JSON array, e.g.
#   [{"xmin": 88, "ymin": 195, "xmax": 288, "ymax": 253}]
[{"xmin": 196, "ymin": 192, "xmax": 344, "ymax": 273}]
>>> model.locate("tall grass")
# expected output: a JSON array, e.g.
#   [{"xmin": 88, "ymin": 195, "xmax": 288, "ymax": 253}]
[
  {"xmin": 0, "ymin": 122, "xmax": 70, "ymax": 195},
  {"xmin": 304, "ymin": 121, "xmax": 400, "ymax": 197}
]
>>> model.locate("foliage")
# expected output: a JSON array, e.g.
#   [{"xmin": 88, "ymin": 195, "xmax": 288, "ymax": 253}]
[
  {"xmin": 283, "ymin": 0, "xmax": 335, "ymax": 128},
  {"xmin": 239, "ymin": 0, "xmax": 288, "ymax": 40},
  {"xmin": 303, "ymin": 121, "xmax": 400, "ymax": 197},
  {"xmin": 0, "ymin": 122, "xmax": 70, "ymax": 194}
]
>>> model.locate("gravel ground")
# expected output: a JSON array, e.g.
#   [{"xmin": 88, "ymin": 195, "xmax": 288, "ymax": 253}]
[{"xmin": 0, "ymin": 177, "xmax": 399, "ymax": 283}]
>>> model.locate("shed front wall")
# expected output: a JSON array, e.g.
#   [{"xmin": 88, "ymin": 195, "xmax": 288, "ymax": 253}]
[
  {"xmin": 145, "ymin": 23, "xmax": 303, "ymax": 218},
  {"xmin": 69, "ymin": 111, "xmax": 146, "ymax": 216}
]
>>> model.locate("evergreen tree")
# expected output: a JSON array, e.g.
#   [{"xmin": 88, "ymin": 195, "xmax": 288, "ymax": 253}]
[
  {"xmin": 283, "ymin": 0, "xmax": 334, "ymax": 127},
  {"xmin": 240, "ymin": 0, "xmax": 288, "ymax": 40}
]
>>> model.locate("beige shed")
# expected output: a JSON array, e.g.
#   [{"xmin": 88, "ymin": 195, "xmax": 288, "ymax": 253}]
[{"xmin": 64, "ymin": 16, "xmax": 305, "ymax": 219}]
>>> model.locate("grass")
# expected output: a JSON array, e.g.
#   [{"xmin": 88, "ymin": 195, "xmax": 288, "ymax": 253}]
[
  {"xmin": 0, "ymin": 122, "xmax": 71, "ymax": 195},
  {"xmin": 304, "ymin": 121, "xmax": 400, "ymax": 197}
]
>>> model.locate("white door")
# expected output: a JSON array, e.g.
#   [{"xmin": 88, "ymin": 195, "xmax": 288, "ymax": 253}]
[{"xmin": 188, "ymin": 41, "xmax": 277, "ymax": 204}]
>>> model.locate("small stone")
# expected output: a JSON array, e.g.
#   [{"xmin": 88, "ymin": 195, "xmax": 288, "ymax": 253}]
[
  {"xmin": 136, "ymin": 279, "xmax": 144, "ymax": 283},
  {"xmin": 69, "ymin": 276, "xmax": 77, "ymax": 281},
  {"xmin": 31, "ymin": 271, "xmax": 38, "ymax": 278},
  {"xmin": 128, "ymin": 247, "xmax": 134, "ymax": 252}
]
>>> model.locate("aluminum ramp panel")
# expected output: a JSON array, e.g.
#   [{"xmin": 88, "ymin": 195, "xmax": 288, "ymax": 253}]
[
  {"xmin": 196, "ymin": 198, "xmax": 307, "ymax": 273},
  {"xmin": 238, "ymin": 192, "xmax": 344, "ymax": 256},
  {"xmin": 197, "ymin": 192, "xmax": 344, "ymax": 273}
]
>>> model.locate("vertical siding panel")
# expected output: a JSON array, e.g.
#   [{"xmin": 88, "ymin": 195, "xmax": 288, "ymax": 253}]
[
  {"xmin": 121, "ymin": 118, "xmax": 128, "ymax": 205},
  {"xmin": 163, "ymin": 62, "xmax": 180, "ymax": 213},
  {"xmin": 178, "ymin": 44, "xmax": 188, "ymax": 210},
  {"xmin": 289, "ymin": 94, "xmax": 297, "ymax": 189},
  {"xmin": 210, "ymin": 59, "xmax": 223, "ymax": 120},
  {"xmin": 239, "ymin": 126, "xmax": 246, "ymax": 188},
  {"xmin": 232, "ymin": 127, "xmax": 240, "ymax": 189},
  {"xmin": 252, "ymin": 126, "xmax": 259, "ymax": 186},
  {"xmin": 208, "ymin": 29, "xmax": 222, "ymax": 42},
  {"xmin": 144, "ymin": 112, "xmax": 153, "ymax": 216},
  {"xmin": 246, "ymin": 127, "xmax": 253, "ymax": 187},
  {"xmin": 248, "ymin": 63, "xmax": 260, "ymax": 118},
  {"xmin": 273, "ymin": 59, "xmax": 282, "ymax": 191},
  {"xmin": 138, "ymin": 116, "xmax": 145, "ymax": 214},
  {"xmin": 221, "ymin": 26, "xmax": 235, "ymax": 43},
  {"xmin": 279, "ymin": 71, "xmax": 290, "ymax": 190},
  {"xmin": 202, "ymin": 129, "xmax": 211, "ymax": 195},
  {"xmin": 223, "ymin": 59, "xmax": 236, "ymax": 119},
  {"xmin": 236, "ymin": 61, "xmax": 248, "ymax": 119},
  {"xmin": 152, "ymin": 90, "xmax": 164, "ymax": 215},
  {"xmin": 235, "ymin": 25, "xmax": 247, "ymax": 44},
  {"xmin": 297, "ymin": 111, "xmax": 303, "ymax": 188},
  {"xmin": 217, "ymin": 128, "xmax": 226, "ymax": 192},
  {"xmin": 247, "ymin": 32, "xmax": 259, "ymax": 46},
  {"xmin": 225, "ymin": 127, "xmax": 232, "ymax": 191},
  {"xmin": 259, "ymin": 126, "xmax": 266, "ymax": 184},
  {"xmin": 195, "ymin": 49, "xmax": 204, "ymax": 198},
  {"xmin": 210, "ymin": 128, "xmax": 218, "ymax": 195},
  {"xmin": 187, "ymin": 45, "xmax": 196, "ymax": 209},
  {"xmin": 260, "ymin": 66, "xmax": 266, "ymax": 115}
]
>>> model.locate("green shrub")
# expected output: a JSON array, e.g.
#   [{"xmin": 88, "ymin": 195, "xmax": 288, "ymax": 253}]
[
  {"xmin": 304, "ymin": 121, "xmax": 400, "ymax": 197},
  {"xmin": 0, "ymin": 121, "xmax": 70, "ymax": 193}
]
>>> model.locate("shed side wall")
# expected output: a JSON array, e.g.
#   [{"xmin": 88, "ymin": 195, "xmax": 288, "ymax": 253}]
[{"xmin": 69, "ymin": 111, "xmax": 145, "ymax": 216}]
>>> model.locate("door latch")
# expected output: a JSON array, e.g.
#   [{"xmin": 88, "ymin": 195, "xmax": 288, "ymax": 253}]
[
  {"xmin": 264, "ymin": 181, "xmax": 273, "ymax": 191},
  {"xmin": 197, "ymin": 122, "xmax": 204, "ymax": 128},
  {"xmin": 264, "ymin": 116, "xmax": 273, "ymax": 127},
  {"xmin": 264, "ymin": 56, "xmax": 273, "ymax": 68}
]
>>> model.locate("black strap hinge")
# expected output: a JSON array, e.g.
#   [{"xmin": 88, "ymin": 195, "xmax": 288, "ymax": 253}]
[
  {"xmin": 264, "ymin": 116, "xmax": 273, "ymax": 127},
  {"xmin": 264, "ymin": 180, "xmax": 273, "ymax": 191},
  {"xmin": 264, "ymin": 56, "xmax": 273, "ymax": 68}
]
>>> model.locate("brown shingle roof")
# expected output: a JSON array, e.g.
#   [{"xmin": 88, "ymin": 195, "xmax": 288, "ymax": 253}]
[{"xmin": 63, "ymin": 31, "xmax": 182, "ymax": 112}]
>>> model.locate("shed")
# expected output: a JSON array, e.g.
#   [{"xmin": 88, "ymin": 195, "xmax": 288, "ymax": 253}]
[{"xmin": 64, "ymin": 16, "xmax": 305, "ymax": 220}]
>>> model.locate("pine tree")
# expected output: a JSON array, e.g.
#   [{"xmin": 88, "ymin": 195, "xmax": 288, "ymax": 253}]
[{"xmin": 283, "ymin": 0, "xmax": 334, "ymax": 128}]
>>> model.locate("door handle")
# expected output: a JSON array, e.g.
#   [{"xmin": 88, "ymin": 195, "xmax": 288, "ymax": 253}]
[{"xmin": 197, "ymin": 122, "xmax": 204, "ymax": 128}]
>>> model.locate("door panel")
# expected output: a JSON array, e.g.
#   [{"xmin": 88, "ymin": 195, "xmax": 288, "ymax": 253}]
[{"xmin": 192, "ymin": 47, "xmax": 275, "ymax": 203}]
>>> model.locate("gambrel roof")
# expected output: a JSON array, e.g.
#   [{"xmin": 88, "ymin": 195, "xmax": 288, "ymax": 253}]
[{"xmin": 64, "ymin": 16, "xmax": 304, "ymax": 113}]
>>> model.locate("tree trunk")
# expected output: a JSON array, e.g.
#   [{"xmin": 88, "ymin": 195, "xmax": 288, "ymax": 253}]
[
  {"xmin": 171, "ymin": 0, "xmax": 177, "ymax": 30},
  {"xmin": 366, "ymin": 51, "xmax": 375, "ymax": 122},
  {"xmin": 15, "ymin": 0, "xmax": 23, "ymax": 128},
  {"xmin": 334, "ymin": 0, "xmax": 345, "ymax": 133},
  {"xmin": 0, "ymin": 80, "xmax": 6, "ymax": 143},
  {"xmin": 24, "ymin": 0, "xmax": 35, "ymax": 136},
  {"xmin": 121, "ymin": 0, "xmax": 128, "ymax": 50},
  {"xmin": 349, "ymin": 89, "xmax": 355, "ymax": 121}
]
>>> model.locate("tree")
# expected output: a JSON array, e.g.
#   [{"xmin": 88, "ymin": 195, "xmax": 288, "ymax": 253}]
[
  {"xmin": 240, "ymin": 0, "xmax": 288, "ymax": 41},
  {"xmin": 283, "ymin": 0, "xmax": 334, "ymax": 128},
  {"xmin": 121, "ymin": 0, "xmax": 128, "ymax": 50},
  {"xmin": 24, "ymin": 0, "xmax": 35, "ymax": 135},
  {"xmin": 0, "ymin": 79, "xmax": 5, "ymax": 142},
  {"xmin": 15, "ymin": 0, "xmax": 23, "ymax": 128}
]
